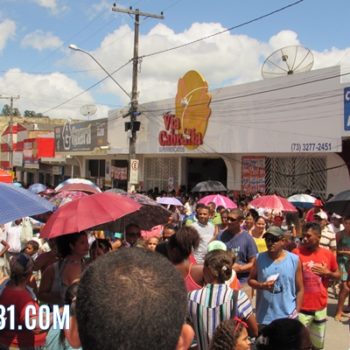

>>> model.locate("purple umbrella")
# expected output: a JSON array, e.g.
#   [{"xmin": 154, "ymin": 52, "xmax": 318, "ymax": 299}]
[{"xmin": 156, "ymin": 197, "xmax": 183, "ymax": 206}]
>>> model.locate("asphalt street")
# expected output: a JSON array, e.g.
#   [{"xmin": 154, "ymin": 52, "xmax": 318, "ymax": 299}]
[{"xmin": 324, "ymin": 290, "xmax": 349, "ymax": 350}]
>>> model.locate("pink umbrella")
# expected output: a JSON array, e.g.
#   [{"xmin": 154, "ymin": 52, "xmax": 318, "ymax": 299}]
[
  {"xmin": 249, "ymin": 195, "xmax": 297, "ymax": 212},
  {"xmin": 198, "ymin": 194, "xmax": 237, "ymax": 209}
]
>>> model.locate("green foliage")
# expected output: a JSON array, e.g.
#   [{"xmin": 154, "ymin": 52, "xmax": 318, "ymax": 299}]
[{"xmin": 1, "ymin": 104, "xmax": 11, "ymax": 116}]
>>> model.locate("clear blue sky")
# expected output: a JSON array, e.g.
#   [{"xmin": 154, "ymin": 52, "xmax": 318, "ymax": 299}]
[{"xmin": 0, "ymin": 0, "xmax": 349, "ymax": 118}]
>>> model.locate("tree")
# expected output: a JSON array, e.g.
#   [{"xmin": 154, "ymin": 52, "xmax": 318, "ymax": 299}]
[
  {"xmin": 24, "ymin": 110, "xmax": 45, "ymax": 118},
  {"xmin": 24, "ymin": 110, "xmax": 35, "ymax": 118},
  {"xmin": 1, "ymin": 104, "xmax": 21, "ymax": 116},
  {"xmin": 1, "ymin": 104, "xmax": 11, "ymax": 116}
]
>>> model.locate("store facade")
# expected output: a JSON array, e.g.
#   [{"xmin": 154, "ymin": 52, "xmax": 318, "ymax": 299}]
[{"xmin": 107, "ymin": 65, "xmax": 349, "ymax": 197}]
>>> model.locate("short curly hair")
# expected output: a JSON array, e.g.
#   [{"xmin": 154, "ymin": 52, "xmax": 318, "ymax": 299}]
[{"xmin": 210, "ymin": 319, "xmax": 245, "ymax": 350}]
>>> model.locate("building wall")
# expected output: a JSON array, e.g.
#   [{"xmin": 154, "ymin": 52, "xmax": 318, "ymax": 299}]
[{"xmin": 106, "ymin": 66, "xmax": 349, "ymax": 194}]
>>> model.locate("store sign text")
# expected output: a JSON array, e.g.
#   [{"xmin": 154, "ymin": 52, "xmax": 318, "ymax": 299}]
[{"xmin": 158, "ymin": 113, "xmax": 203, "ymax": 147}]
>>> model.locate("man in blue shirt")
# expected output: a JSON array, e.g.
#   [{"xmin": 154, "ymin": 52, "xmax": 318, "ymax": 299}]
[
  {"xmin": 248, "ymin": 226, "xmax": 304, "ymax": 328},
  {"xmin": 218, "ymin": 208, "xmax": 258, "ymax": 298}
]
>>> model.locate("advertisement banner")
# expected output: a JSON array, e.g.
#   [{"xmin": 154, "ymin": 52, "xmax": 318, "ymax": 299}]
[
  {"xmin": 23, "ymin": 139, "xmax": 39, "ymax": 169},
  {"xmin": 110, "ymin": 166, "xmax": 128, "ymax": 180},
  {"xmin": 55, "ymin": 118, "xmax": 108, "ymax": 152},
  {"xmin": 241, "ymin": 157, "xmax": 266, "ymax": 194}
]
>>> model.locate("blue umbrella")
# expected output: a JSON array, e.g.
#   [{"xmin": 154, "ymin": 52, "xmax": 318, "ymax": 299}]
[
  {"xmin": 0, "ymin": 183, "xmax": 55, "ymax": 224},
  {"xmin": 28, "ymin": 183, "xmax": 47, "ymax": 194}
]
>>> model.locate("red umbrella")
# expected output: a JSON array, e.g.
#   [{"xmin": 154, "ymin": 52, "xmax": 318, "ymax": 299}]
[
  {"xmin": 249, "ymin": 195, "xmax": 297, "ymax": 212},
  {"xmin": 41, "ymin": 192, "xmax": 141, "ymax": 238}
]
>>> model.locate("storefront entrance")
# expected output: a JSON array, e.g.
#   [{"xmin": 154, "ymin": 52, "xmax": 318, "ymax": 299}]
[{"xmin": 186, "ymin": 157, "xmax": 227, "ymax": 192}]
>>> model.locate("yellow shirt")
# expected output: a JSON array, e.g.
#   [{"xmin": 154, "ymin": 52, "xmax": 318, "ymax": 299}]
[{"xmin": 253, "ymin": 237, "xmax": 267, "ymax": 253}]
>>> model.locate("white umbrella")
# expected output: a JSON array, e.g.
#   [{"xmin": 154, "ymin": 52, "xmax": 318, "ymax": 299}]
[
  {"xmin": 156, "ymin": 197, "xmax": 183, "ymax": 206},
  {"xmin": 288, "ymin": 194, "xmax": 316, "ymax": 209}
]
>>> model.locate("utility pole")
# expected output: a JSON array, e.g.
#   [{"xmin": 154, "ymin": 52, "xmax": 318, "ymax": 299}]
[
  {"xmin": 112, "ymin": 5, "xmax": 164, "ymax": 189},
  {"xmin": 0, "ymin": 95, "xmax": 20, "ymax": 170}
]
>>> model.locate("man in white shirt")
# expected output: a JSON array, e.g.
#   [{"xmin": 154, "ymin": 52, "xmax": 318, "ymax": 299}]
[
  {"xmin": 0, "ymin": 225, "xmax": 10, "ymax": 279},
  {"xmin": 328, "ymin": 213, "xmax": 344, "ymax": 234},
  {"xmin": 4, "ymin": 219, "xmax": 23, "ymax": 255},
  {"xmin": 191, "ymin": 206, "xmax": 215, "ymax": 264}
]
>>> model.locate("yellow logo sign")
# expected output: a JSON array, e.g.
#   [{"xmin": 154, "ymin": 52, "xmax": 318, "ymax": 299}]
[{"xmin": 159, "ymin": 70, "xmax": 212, "ymax": 150}]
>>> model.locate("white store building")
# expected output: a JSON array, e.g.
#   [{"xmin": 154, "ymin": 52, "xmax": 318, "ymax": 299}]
[{"xmin": 107, "ymin": 65, "xmax": 350, "ymax": 198}]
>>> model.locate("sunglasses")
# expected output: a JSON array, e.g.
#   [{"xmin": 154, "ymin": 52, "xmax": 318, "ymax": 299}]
[
  {"xmin": 227, "ymin": 217, "xmax": 240, "ymax": 223},
  {"xmin": 264, "ymin": 236, "xmax": 281, "ymax": 243}
]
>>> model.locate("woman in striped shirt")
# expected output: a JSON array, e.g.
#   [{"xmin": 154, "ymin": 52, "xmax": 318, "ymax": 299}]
[{"xmin": 188, "ymin": 250, "xmax": 258, "ymax": 350}]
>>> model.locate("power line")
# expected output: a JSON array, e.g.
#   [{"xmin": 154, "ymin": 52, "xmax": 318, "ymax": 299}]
[
  {"xmin": 139, "ymin": 69, "xmax": 349, "ymax": 114},
  {"xmin": 140, "ymin": 0, "xmax": 304, "ymax": 59},
  {"xmin": 40, "ymin": 59, "xmax": 132, "ymax": 115}
]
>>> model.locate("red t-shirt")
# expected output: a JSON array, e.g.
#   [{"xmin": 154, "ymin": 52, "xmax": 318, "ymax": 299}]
[
  {"xmin": 305, "ymin": 208, "xmax": 316, "ymax": 222},
  {"xmin": 293, "ymin": 246, "xmax": 338, "ymax": 311},
  {"xmin": 0, "ymin": 287, "xmax": 47, "ymax": 347}
]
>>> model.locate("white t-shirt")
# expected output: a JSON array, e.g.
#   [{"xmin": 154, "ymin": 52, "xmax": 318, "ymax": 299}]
[
  {"xmin": 4, "ymin": 222, "xmax": 22, "ymax": 253},
  {"xmin": 328, "ymin": 223, "xmax": 344, "ymax": 234},
  {"xmin": 191, "ymin": 221, "xmax": 215, "ymax": 264}
]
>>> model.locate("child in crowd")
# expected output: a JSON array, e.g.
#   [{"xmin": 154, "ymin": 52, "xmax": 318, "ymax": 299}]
[
  {"xmin": 89, "ymin": 239, "xmax": 112, "ymax": 261},
  {"xmin": 146, "ymin": 237, "xmax": 159, "ymax": 252},
  {"xmin": 23, "ymin": 240, "xmax": 40, "ymax": 260},
  {"xmin": 209, "ymin": 318, "xmax": 251, "ymax": 350}
]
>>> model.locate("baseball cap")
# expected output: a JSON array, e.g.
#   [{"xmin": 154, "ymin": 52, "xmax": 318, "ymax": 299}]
[
  {"xmin": 331, "ymin": 213, "xmax": 342, "ymax": 219},
  {"xmin": 263, "ymin": 226, "xmax": 286, "ymax": 238},
  {"xmin": 207, "ymin": 240, "xmax": 227, "ymax": 252},
  {"xmin": 314, "ymin": 211, "xmax": 328, "ymax": 220},
  {"xmin": 9, "ymin": 253, "xmax": 34, "ymax": 276}
]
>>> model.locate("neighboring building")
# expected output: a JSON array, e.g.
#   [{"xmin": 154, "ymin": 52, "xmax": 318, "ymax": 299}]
[
  {"xmin": 54, "ymin": 118, "xmax": 109, "ymax": 188},
  {"xmin": 106, "ymin": 65, "xmax": 350, "ymax": 197},
  {"xmin": 0, "ymin": 117, "xmax": 67, "ymax": 186}
]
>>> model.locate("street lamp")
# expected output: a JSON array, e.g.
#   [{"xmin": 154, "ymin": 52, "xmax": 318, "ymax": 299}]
[
  {"xmin": 68, "ymin": 44, "xmax": 137, "ymax": 190},
  {"xmin": 68, "ymin": 44, "xmax": 130, "ymax": 99}
]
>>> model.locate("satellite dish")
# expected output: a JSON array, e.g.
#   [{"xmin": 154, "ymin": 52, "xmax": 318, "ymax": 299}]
[
  {"xmin": 80, "ymin": 104, "xmax": 97, "ymax": 117},
  {"xmin": 262, "ymin": 45, "xmax": 314, "ymax": 79}
]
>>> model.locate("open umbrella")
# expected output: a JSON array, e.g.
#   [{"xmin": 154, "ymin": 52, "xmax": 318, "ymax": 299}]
[
  {"xmin": 106, "ymin": 190, "xmax": 171, "ymax": 230},
  {"xmin": 324, "ymin": 190, "xmax": 350, "ymax": 216},
  {"xmin": 198, "ymin": 194, "xmax": 237, "ymax": 209},
  {"xmin": 28, "ymin": 183, "xmax": 47, "ymax": 194},
  {"xmin": 287, "ymin": 194, "xmax": 317, "ymax": 209},
  {"xmin": 41, "ymin": 192, "xmax": 141, "ymax": 238},
  {"xmin": 156, "ymin": 197, "xmax": 183, "ymax": 206},
  {"xmin": 55, "ymin": 178, "xmax": 101, "ymax": 194},
  {"xmin": 249, "ymin": 195, "xmax": 297, "ymax": 212},
  {"xmin": 192, "ymin": 180, "xmax": 227, "ymax": 193},
  {"xmin": 50, "ymin": 190, "xmax": 90, "ymax": 208},
  {"xmin": 0, "ymin": 183, "xmax": 55, "ymax": 224}
]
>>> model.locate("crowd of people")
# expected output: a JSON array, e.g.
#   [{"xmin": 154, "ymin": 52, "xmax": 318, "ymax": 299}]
[{"xmin": 0, "ymin": 189, "xmax": 349, "ymax": 350}]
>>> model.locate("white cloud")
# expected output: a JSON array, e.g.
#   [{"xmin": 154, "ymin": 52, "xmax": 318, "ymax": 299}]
[
  {"xmin": 0, "ymin": 19, "xmax": 16, "ymax": 52},
  {"xmin": 34, "ymin": 0, "xmax": 57, "ymax": 11},
  {"xmin": 21, "ymin": 30, "xmax": 63, "ymax": 51},
  {"xmin": 7, "ymin": 22, "xmax": 350, "ymax": 120},
  {"xmin": 33, "ymin": 0, "xmax": 68, "ymax": 15},
  {"xmin": 0, "ymin": 68, "xmax": 101, "ymax": 119}
]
